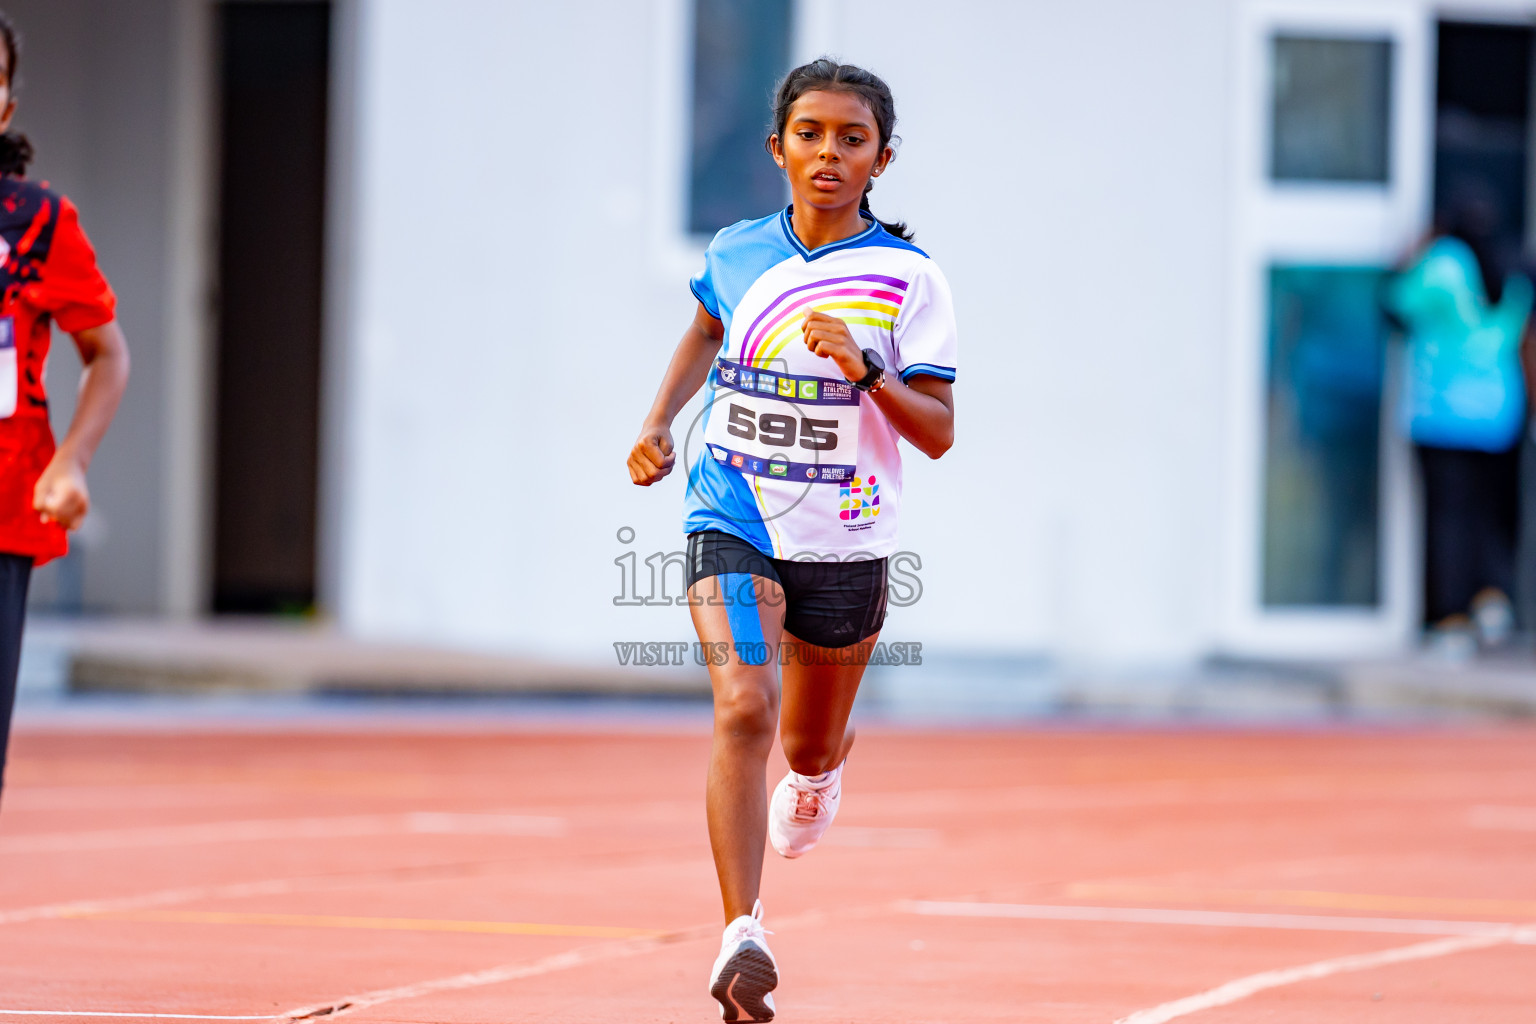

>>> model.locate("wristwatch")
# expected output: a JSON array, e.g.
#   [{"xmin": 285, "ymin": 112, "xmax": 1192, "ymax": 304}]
[{"xmin": 853, "ymin": 347, "xmax": 887, "ymax": 393}]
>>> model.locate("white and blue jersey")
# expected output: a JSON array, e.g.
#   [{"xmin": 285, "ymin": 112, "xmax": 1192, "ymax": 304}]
[{"xmin": 684, "ymin": 206, "xmax": 958, "ymax": 559}]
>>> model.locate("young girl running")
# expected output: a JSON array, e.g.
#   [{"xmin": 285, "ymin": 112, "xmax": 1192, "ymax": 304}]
[
  {"xmin": 0, "ymin": 12, "xmax": 130, "ymax": 797},
  {"xmin": 627, "ymin": 59, "xmax": 956, "ymax": 1021}
]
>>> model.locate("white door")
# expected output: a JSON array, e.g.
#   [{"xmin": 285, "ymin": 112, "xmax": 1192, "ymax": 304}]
[{"xmin": 1220, "ymin": 1, "xmax": 1433, "ymax": 656}]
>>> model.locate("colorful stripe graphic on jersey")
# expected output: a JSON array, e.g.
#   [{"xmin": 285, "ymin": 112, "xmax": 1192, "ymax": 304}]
[{"xmin": 740, "ymin": 275, "xmax": 907, "ymax": 368}]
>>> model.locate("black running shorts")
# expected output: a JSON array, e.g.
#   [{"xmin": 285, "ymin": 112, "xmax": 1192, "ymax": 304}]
[
  {"xmin": 0, "ymin": 552, "xmax": 31, "ymax": 789},
  {"xmin": 685, "ymin": 530, "xmax": 888, "ymax": 649}
]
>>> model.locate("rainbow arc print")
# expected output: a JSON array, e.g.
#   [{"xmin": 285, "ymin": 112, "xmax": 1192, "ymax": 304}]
[{"xmin": 739, "ymin": 274, "xmax": 907, "ymax": 368}]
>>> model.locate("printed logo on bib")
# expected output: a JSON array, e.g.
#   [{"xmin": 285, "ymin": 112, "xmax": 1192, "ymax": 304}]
[
  {"xmin": 839, "ymin": 475, "xmax": 880, "ymax": 529},
  {"xmin": 702, "ymin": 358, "xmax": 860, "ymax": 484}
]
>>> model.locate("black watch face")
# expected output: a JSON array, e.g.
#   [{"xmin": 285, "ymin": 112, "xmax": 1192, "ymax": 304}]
[{"xmin": 862, "ymin": 348, "xmax": 885, "ymax": 372}]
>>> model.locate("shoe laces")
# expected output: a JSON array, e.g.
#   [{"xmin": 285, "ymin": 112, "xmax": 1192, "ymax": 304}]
[
  {"xmin": 791, "ymin": 786, "xmax": 827, "ymax": 823},
  {"xmin": 726, "ymin": 899, "xmax": 772, "ymax": 943}
]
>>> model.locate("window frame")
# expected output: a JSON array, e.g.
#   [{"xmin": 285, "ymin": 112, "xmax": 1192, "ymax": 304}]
[
  {"xmin": 1269, "ymin": 33, "xmax": 1395, "ymax": 184},
  {"xmin": 647, "ymin": 0, "xmax": 830, "ymax": 283},
  {"xmin": 1220, "ymin": 0, "xmax": 1431, "ymax": 657}
]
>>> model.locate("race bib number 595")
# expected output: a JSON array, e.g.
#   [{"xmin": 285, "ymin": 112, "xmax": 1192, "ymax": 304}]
[{"xmin": 703, "ymin": 359, "xmax": 860, "ymax": 484}]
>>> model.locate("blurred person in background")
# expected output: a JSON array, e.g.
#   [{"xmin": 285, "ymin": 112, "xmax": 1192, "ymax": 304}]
[
  {"xmin": 1385, "ymin": 187, "xmax": 1530, "ymax": 655},
  {"xmin": 0, "ymin": 11, "xmax": 130, "ymax": 798}
]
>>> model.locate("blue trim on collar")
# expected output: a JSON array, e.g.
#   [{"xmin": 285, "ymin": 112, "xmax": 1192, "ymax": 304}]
[{"xmin": 778, "ymin": 205, "xmax": 882, "ymax": 261}]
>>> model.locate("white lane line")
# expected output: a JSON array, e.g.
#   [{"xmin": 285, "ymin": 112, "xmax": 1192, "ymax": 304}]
[
  {"xmin": 276, "ymin": 902, "xmax": 886, "ymax": 1020},
  {"xmin": 0, "ymin": 878, "xmax": 319, "ymax": 926},
  {"xmin": 1111, "ymin": 929, "xmax": 1520, "ymax": 1024},
  {"xmin": 900, "ymin": 901, "xmax": 1517, "ymax": 937},
  {"xmin": 0, "ymin": 1012, "xmax": 273, "ymax": 1020},
  {"xmin": 0, "ymin": 860, "xmax": 505, "ymax": 926},
  {"xmin": 0, "ymin": 812, "xmax": 565, "ymax": 854},
  {"xmin": 280, "ymin": 930, "xmax": 713, "ymax": 1020}
]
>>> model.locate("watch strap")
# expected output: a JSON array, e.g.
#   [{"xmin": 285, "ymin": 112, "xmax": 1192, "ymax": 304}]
[{"xmin": 854, "ymin": 348, "xmax": 885, "ymax": 391}]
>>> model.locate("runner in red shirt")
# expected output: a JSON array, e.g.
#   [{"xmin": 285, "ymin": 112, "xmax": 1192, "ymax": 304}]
[{"xmin": 0, "ymin": 12, "xmax": 130, "ymax": 794}]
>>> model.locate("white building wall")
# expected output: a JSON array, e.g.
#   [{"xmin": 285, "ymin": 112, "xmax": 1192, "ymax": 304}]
[
  {"xmin": 334, "ymin": 0, "xmax": 1235, "ymax": 667},
  {"xmin": 842, "ymin": 0, "xmax": 1232, "ymax": 664}
]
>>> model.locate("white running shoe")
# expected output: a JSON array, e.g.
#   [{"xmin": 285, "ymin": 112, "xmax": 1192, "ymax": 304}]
[
  {"xmin": 768, "ymin": 763, "xmax": 843, "ymax": 859},
  {"xmin": 709, "ymin": 899, "xmax": 777, "ymax": 1022}
]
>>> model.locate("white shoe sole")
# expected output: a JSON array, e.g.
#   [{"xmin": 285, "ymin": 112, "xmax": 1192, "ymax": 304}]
[{"xmin": 709, "ymin": 939, "xmax": 778, "ymax": 1022}]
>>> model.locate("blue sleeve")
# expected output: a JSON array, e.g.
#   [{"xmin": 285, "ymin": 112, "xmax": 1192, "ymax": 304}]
[
  {"xmin": 685, "ymin": 214, "xmax": 794, "ymax": 329},
  {"xmin": 689, "ymin": 240, "xmax": 721, "ymax": 320}
]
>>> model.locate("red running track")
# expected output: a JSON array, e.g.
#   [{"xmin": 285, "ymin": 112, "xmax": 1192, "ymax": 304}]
[{"xmin": 0, "ymin": 725, "xmax": 1533, "ymax": 1022}]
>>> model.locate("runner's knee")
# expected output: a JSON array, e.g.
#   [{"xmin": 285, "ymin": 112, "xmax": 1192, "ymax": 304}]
[
  {"xmin": 780, "ymin": 730, "xmax": 840, "ymax": 775},
  {"xmin": 714, "ymin": 682, "xmax": 777, "ymax": 744}
]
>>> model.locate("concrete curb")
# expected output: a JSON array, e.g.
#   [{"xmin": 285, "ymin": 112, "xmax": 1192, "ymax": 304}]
[{"xmin": 32, "ymin": 618, "xmax": 709, "ymax": 698}]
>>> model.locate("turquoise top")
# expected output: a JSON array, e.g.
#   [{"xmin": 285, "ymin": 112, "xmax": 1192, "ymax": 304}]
[{"xmin": 1384, "ymin": 237, "xmax": 1531, "ymax": 451}]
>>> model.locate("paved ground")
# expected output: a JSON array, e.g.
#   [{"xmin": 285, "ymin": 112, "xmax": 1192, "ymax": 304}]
[{"xmin": 0, "ymin": 722, "xmax": 1533, "ymax": 1022}]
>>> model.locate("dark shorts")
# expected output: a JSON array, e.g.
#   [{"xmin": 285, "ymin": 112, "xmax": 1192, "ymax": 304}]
[
  {"xmin": 0, "ymin": 552, "xmax": 31, "ymax": 792},
  {"xmin": 685, "ymin": 530, "xmax": 888, "ymax": 649}
]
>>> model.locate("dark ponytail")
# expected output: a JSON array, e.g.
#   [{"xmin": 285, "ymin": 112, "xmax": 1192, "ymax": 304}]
[
  {"xmin": 0, "ymin": 11, "xmax": 31, "ymax": 178},
  {"xmin": 768, "ymin": 58, "xmax": 913, "ymax": 242}
]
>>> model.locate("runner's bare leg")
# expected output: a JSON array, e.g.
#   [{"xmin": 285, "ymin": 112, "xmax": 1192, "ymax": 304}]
[
  {"xmin": 777, "ymin": 630, "xmax": 876, "ymax": 776},
  {"xmin": 690, "ymin": 573, "xmax": 786, "ymax": 922}
]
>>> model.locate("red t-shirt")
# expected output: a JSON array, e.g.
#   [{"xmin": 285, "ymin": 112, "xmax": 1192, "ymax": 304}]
[{"xmin": 0, "ymin": 178, "xmax": 116, "ymax": 564}]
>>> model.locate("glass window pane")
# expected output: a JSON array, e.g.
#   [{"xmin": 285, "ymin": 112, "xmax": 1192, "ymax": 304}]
[
  {"xmin": 1263, "ymin": 266, "xmax": 1387, "ymax": 607},
  {"xmin": 689, "ymin": 0, "xmax": 791, "ymax": 235},
  {"xmin": 1271, "ymin": 35, "xmax": 1393, "ymax": 182}
]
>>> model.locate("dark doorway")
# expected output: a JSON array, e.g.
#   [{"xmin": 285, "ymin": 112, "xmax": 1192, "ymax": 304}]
[
  {"xmin": 1425, "ymin": 22, "xmax": 1534, "ymax": 627},
  {"xmin": 212, "ymin": 2, "xmax": 330, "ymax": 613},
  {"xmin": 1433, "ymin": 22, "xmax": 1532, "ymax": 257}
]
